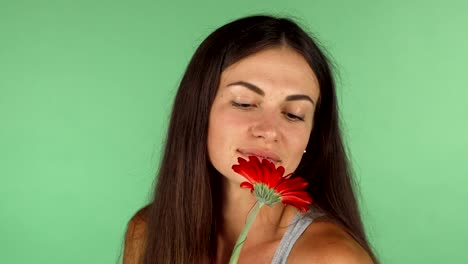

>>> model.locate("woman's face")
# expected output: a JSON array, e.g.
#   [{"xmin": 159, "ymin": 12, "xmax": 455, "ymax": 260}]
[{"xmin": 207, "ymin": 46, "xmax": 320, "ymax": 183}]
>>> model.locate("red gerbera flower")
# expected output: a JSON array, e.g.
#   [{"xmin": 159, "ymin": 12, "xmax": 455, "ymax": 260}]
[{"xmin": 232, "ymin": 155, "xmax": 312, "ymax": 212}]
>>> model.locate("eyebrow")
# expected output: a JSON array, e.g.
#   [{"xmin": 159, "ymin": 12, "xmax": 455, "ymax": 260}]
[{"xmin": 227, "ymin": 81, "xmax": 315, "ymax": 105}]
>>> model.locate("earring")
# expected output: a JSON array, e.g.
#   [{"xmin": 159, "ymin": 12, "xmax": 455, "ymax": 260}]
[{"xmin": 303, "ymin": 150, "xmax": 306, "ymax": 153}]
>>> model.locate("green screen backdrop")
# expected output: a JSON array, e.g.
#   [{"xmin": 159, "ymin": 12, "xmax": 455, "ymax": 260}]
[{"xmin": 1, "ymin": 0, "xmax": 467, "ymax": 263}]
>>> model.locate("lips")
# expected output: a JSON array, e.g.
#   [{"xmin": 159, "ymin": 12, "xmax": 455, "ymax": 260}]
[{"xmin": 237, "ymin": 148, "xmax": 281, "ymax": 163}]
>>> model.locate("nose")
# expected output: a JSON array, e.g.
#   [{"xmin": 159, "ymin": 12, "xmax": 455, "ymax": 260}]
[{"xmin": 250, "ymin": 116, "xmax": 280, "ymax": 143}]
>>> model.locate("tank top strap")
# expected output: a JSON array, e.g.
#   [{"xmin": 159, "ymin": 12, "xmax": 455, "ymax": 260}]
[{"xmin": 271, "ymin": 207, "xmax": 324, "ymax": 264}]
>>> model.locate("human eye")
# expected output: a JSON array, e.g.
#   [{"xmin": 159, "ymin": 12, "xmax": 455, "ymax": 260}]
[
  {"xmin": 231, "ymin": 101, "xmax": 255, "ymax": 109},
  {"xmin": 283, "ymin": 112, "xmax": 305, "ymax": 122}
]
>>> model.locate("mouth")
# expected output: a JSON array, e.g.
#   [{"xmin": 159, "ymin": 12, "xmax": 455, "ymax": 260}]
[{"xmin": 237, "ymin": 148, "xmax": 281, "ymax": 164}]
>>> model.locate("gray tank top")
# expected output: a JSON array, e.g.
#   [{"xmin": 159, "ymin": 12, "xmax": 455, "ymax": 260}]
[{"xmin": 271, "ymin": 208, "xmax": 324, "ymax": 264}]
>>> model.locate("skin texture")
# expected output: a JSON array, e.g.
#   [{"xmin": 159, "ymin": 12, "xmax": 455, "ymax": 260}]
[
  {"xmin": 208, "ymin": 46, "xmax": 316, "ymax": 262},
  {"xmin": 207, "ymin": 46, "xmax": 320, "ymax": 183},
  {"xmin": 123, "ymin": 46, "xmax": 374, "ymax": 263},
  {"xmin": 206, "ymin": 46, "xmax": 372, "ymax": 263}
]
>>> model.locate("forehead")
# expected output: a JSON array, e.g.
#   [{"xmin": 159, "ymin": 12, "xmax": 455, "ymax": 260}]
[{"xmin": 219, "ymin": 46, "xmax": 320, "ymax": 97}]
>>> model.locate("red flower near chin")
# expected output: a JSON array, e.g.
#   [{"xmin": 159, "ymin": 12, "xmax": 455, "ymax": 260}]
[{"xmin": 232, "ymin": 156, "xmax": 312, "ymax": 212}]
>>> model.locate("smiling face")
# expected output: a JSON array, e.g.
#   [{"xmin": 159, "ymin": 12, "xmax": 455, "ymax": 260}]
[{"xmin": 207, "ymin": 46, "xmax": 320, "ymax": 183}]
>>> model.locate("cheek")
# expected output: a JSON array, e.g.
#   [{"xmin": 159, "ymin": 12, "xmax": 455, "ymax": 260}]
[
  {"xmin": 207, "ymin": 107, "xmax": 250, "ymax": 181},
  {"xmin": 211, "ymin": 106, "xmax": 252, "ymax": 136},
  {"xmin": 207, "ymin": 122, "xmax": 228, "ymax": 172},
  {"xmin": 207, "ymin": 107, "xmax": 244, "ymax": 162},
  {"xmin": 281, "ymin": 120, "xmax": 311, "ymax": 150},
  {"xmin": 284, "ymin": 128, "xmax": 311, "ymax": 173},
  {"xmin": 296, "ymin": 130, "xmax": 311, "ymax": 150}
]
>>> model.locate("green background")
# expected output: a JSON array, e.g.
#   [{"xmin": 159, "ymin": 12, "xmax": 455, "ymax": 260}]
[{"xmin": 1, "ymin": 0, "xmax": 467, "ymax": 263}]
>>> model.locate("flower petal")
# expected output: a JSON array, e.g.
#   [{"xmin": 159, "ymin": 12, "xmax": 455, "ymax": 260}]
[
  {"xmin": 240, "ymin": 181, "xmax": 254, "ymax": 191},
  {"xmin": 281, "ymin": 194, "xmax": 312, "ymax": 212},
  {"xmin": 232, "ymin": 164, "xmax": 255, "ymax": 183},
  {"xmin": 232, "ymin": 155, "xmax": 312, "ymax": 212}
]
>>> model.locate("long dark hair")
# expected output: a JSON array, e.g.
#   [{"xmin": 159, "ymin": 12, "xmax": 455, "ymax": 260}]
[{"xmin": 142, "ymin": 15, "xmax": 378, "ymax": 263}]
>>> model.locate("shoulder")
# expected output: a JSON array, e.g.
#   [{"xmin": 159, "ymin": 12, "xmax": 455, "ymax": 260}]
[
  {"xmin": 125, "ymin": 205, "xmax": 149, "ymax": 242},
  {"xmin": 288, "ymin": 218, "xmax": 374, "ymax": 264},
  {"xmin": 123, "ymin": 205, "xmax": 150, "ymax": 264}
]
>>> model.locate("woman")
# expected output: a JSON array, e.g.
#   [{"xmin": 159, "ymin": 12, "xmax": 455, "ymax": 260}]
[{"xmin": 123, "ymin": 15, "xmax": 379, "ymax": 264}]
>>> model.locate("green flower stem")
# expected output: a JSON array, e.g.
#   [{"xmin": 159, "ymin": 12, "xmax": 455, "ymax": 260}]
[{"xmin": 229, "ymin": 202, "xmax": 264, "ymax": 264}]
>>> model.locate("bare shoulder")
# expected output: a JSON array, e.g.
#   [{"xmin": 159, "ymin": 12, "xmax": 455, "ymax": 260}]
[
  {"xmin": 288, "ymin": 218, "xmax": 374, "ymax": 264},
  {"xmin": 126, "ymin": 205, "xmax": 149, "ymax": 238},
  {"xmin": 123, "ymin": 205, "xmax": 150, "ymax": 264}
]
